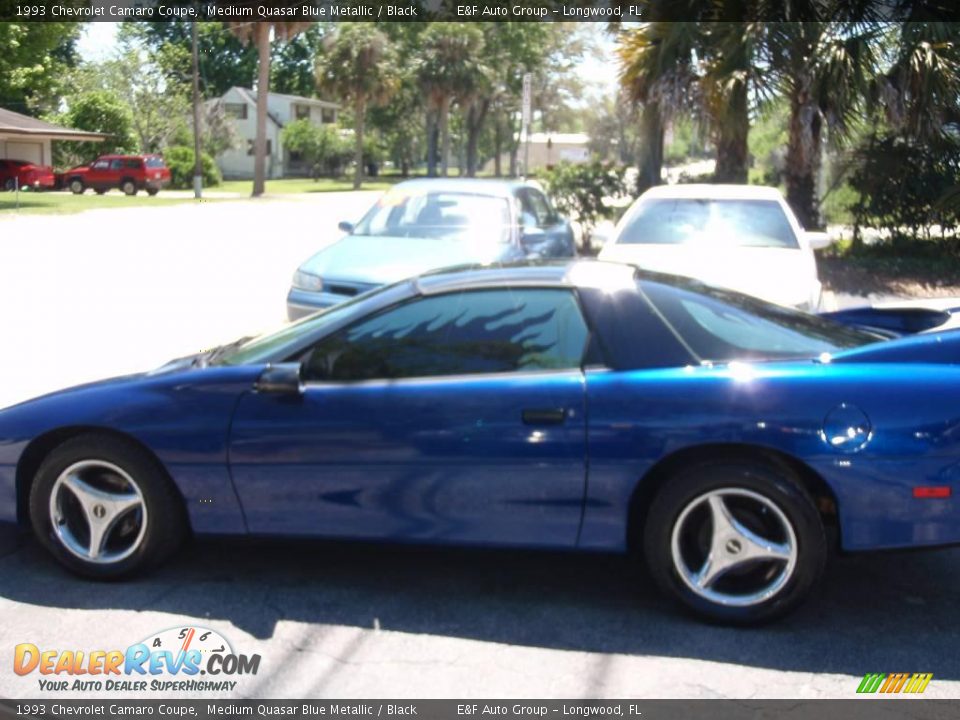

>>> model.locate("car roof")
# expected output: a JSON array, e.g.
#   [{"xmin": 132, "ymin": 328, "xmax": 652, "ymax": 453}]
[
  {"xmin": 389, "ymin": 177, "xmax": 539, "ymax": 198},
  {"xmin": 415, "ymin": 259, "xmax": 639, "ymax": 295},
  {"xmin": 639, "ymin": 184, "xmax": 786, "ymax": 201}
]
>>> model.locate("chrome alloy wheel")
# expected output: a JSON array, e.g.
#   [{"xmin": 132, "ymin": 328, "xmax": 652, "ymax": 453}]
[
  {"xmin": 670, "ymin": 487, "xmax": 798, "ymax": 607},
  {"xmin": 48, "ymin": 460, "xmax": 148, "ymax": 564}
]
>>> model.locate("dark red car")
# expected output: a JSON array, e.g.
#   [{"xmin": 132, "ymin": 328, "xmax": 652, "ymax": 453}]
[
  {"xmin": 64, "ymin": 154, "xmax": 171, "ymax": 196},
  {"xmin": 0, "ymin": 159, "xmax": 56, "ymax": 191}
]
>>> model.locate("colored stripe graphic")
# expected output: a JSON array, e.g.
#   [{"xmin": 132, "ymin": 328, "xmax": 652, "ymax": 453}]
[{"xmin": 857, "ymin": 673, "xmax": 932, "ymax": 694}]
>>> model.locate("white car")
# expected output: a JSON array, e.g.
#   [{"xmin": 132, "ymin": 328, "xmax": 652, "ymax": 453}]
[{"xmin": 597, "ymin": 184, "xmax": 831, "ymax": 310}]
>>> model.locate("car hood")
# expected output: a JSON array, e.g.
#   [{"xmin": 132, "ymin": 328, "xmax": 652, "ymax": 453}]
[
  {"xmin": 598, "ymin": 244, "xmax": 815, "ymax": 307},
  {"xmin": 298, "ymin": 234, "xmax": 516, "ymax": 285}
]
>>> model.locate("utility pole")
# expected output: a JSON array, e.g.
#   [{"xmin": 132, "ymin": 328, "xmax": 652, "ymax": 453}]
[{"xmin": 191, "ymin": 19, "xmax": 203, "ymax": 199}]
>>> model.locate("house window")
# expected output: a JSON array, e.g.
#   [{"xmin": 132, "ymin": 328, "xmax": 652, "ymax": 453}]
[
  {"xmin": 295, "ymin": 104, "xmax": 311, "ymax": 121},
  {"xmin": 321, "ymin": 108, "xmax": 336, "ymax": 124},
  {"xmin": 247, "ymin": 140, "xmax": 272, "ymax": 156},
  {"xmin": 225, "ymin": 103, "xmax": 248, "ymax": 119}
]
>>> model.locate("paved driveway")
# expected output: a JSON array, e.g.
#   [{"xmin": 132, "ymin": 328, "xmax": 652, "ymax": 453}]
[{"xmin": 0, "ymin": 196, "xmax": 958, "ymax": 699}]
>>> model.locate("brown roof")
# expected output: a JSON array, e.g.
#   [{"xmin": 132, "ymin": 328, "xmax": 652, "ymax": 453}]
[{"xmin": 0, "ymin": 107, "xmax": 106, "ymax": 142}]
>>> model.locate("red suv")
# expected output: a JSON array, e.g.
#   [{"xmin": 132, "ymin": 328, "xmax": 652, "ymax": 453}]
[
  {"xmin": 0, "ymin": 159, "xmax": 56, "ymax": 191},
  {"xmin": 64, "ymin": 154, "xmax": 171, "ymax": 196}
]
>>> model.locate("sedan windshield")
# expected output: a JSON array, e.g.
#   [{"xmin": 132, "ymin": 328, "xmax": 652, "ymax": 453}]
[
  {"xmin": 618, "ymin": 199, "xmax": 800, "ymax": 249},
  {"xmin": 354, "ymin": 189, "xmax": 512, "ymax": 243},
  {"xmin": 641, "ymin": 279, "xmax": 879, "ymax": 363}
]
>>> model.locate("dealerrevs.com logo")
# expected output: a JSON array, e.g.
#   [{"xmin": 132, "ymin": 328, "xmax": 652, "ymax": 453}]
[{"xmin": 14, "ymin": 626, "xmax": 261, "ymax": 693}]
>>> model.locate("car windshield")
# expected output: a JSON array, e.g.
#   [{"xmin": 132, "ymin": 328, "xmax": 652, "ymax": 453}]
[
  {"xmin": 641, "ymin": 279, "xmax": 879, "ymax": 363},
  {"xmin": 216, "ymin": 286, "xmax": 393, "ymax": 366},
  {"xmin": 353, "ymin": 188, "xmax": 512, "ymax": 243},
  {"xmin": 618, "ymin": 198, "xmax": 800, "ymax": 249},
  {"xmin": 145, "ymin": 157, "xmax": 166, "ymax": 169}
]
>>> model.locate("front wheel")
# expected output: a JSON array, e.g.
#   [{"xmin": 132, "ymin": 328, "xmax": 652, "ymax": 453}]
[
  {"xmin": 69, "ymin": 178, "xmax": 85, "ymax": 195},
  {"xmin": 121, "ymin": 179, "xmax": 137, "ymax": 196},
  {"xmin": 29, "ymin": 434, "xmax": 187, "ymax": 579},
  {"xmin": 643, "ymin": 459, "xmax": 826, "ymax": 624}
]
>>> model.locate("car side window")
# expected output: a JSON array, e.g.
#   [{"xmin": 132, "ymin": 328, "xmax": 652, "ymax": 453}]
[
  {"xmin": 93, "ymin": 160, "xmax": 110, "ymax": 170},
  {"xmin": 110, "ymin": 159, "xmax": 124, "ymax": 170},
  {"xmin": 527, "ymin": 189, "xmax": 556, "ymax": 226},
  {"xmin": 303, "ymin": 289, "xmax": 589, "ymax": 382}
]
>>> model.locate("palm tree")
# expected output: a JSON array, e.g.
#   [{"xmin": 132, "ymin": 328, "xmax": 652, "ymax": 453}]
[
  {"xmin": 316, "ymin": 25, "xmax": 397, "ymax": 190},
  {"xmin": 618, "ymin": 21, "xmax": 700, "ymax": 192},
  {"xmin": 226, "ymin": 21, "xmax": 311, "ymax": 197},
  {"xmin": 415, "ymin": 23, "xmax": 485, "ymax": 177},
  {"xmin": 763, "ymin": 22, "xmax": 882, "ymax": 228}
]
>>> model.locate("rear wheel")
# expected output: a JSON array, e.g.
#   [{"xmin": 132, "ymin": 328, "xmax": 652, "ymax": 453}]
[
  {"xmin": 29, "ymin": 434, "xmax": 187, "ymax": 579},
  {"xmin": 69, "ymin": 178, "xmax": 85, "ymax": 195},
  {"xmin": 643, "ymin": 459, "xmax": 826, "ymax": 624},
  {"xmin": 3, "ymin": 178, "xmax": 15, "ymax": 191},
  {"xmin": 121, "ymin": 179, "xmax": 137, "ymax": 196}
]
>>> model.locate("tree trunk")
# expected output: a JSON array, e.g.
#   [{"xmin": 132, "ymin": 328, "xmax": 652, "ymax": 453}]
[
  {"xmin": 713, "ymin": 80, "xmax": 749, "ymax": 184},
  {"xmin": 426, "ymin": 111, "xmax": 438, "ymax": 178},
  {"xmin": 465, "ymin": 99, "xmax": 489, "ymax": 178},
  {"xmin": 353, "ymin": 97, "xmax": 365, "ymax": 190},
  {"xmin": 494, "ymin": 111, "xmax": 502, "ymax": 177},
  {"xmin": 784, "ymin": 86, "xmax": 823, "ymax": 230},
  {"xmin": 440, "ymin": 96, "xmax": 451, "ymax": 177},
  {"xmin": 636, "ymin": 103, "xmax": 664, "ymax": 195},
  {"xmin": 252, "ymin": 22, "xmax": 271, "ymax": 197}
]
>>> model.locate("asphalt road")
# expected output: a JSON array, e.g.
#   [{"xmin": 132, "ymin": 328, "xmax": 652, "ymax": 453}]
[{"xmin": 0, "ymin": 194, "xmax": 958, "ymax": 699}]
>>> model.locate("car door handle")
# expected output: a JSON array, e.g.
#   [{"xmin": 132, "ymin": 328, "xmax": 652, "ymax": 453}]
[{"xmin": 522, "ymin": 408, "xmax": 567, "ymax": 425}]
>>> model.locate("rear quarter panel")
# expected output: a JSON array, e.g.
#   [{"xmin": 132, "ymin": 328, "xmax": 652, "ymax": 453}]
[{"xmin": 581, "ymin": 362, "xmax": 960, "ymax": 552}]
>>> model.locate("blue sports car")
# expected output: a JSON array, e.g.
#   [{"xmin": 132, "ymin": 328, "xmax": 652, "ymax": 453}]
[{"xmin": 1, "ymin": 260, "xmax": 958, "ymax": 624}]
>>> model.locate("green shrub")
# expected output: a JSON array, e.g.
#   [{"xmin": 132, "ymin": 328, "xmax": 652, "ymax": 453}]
[
  {"xmin": 282, "ymin": 120, "xmax": 353, "ymax": 178},
  {"xmin": 162, "ymin": 146, "xmax": 222, "ymax": 189},
  {"xmin": 542, "ymin": 160, "xmax": 628, "ymax": 246}
]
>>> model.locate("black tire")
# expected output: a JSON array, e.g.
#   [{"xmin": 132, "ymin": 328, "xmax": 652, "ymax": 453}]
[
  {"xmin": 3, "ymin": 178, "xmax": 15, "ymax": 191},
  {"xmin": 643, "ymin": 457, "xmax": 826, "ymax": 625},
  {"xmin": 94, "ymin": 188, "xmax": 107, "ymax": 195},
  {"xmin": 146, "ymin": 188, "xmax": 159, "ymax": 197},
  {"xmin": 29, "ymin": 434, "xmax": 187, "ymax": 579},
  {"xmin": 69, "ymin": 178, "xmax": 85, "ymax": 195},
  {"xmin": 121, "ymin": 179, "xmax": 137, "ymax": 196}
]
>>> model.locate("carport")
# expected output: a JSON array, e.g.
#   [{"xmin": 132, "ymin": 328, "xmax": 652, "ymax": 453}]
[{"xmin": 0, "ymin": 107, "xmax": 105, "ymax": 165}]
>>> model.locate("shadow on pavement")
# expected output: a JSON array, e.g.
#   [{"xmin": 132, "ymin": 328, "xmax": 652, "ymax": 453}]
[{"xmin": 1, "ymin": 529, "xmax": 956, "ymax": 678}]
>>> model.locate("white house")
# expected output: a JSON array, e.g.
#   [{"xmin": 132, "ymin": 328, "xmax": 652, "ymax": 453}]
[
  {"xmin": 213, "ymin": 87, "xmax": 339, "ymax": 180},
  {"xmin": 482, "ymin": 132, "xmax": 591, "ymax": 175}
]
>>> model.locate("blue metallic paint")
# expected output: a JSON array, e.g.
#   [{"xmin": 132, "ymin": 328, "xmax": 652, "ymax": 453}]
[{"xmin": 3, "ymin": 264, "xmax": 960, "ymax": 558}]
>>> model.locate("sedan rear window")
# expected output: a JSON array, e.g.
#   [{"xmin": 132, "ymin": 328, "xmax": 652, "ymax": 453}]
[{"xmin": 617, "ymin": 199, "xmax": 799, "ymax": 249}]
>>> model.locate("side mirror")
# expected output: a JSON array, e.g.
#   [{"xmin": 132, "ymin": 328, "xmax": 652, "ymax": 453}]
[
  {"xmin": 805, "ymin": 231, "xmax": 832, "ymax": 250},
  {"xmin": 255, "ymin": 363, "xmax": 302, "ymax": 395},
  {"xmin": 338, "ymin": 220, "xmax": 355, "ymax": 234}
]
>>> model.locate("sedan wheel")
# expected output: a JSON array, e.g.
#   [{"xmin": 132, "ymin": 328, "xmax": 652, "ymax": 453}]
[
  {"xmin": 644, "ymin": 459, "xmax": 826, "ymax": 624},
  {"xmin": 30, "ymin": 434, "xmax": 187, "ymax": 578}
]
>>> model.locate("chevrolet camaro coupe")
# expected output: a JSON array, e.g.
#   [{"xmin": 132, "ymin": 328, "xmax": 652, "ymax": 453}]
[{"xmin": 1, "ymin": 261, "xmax": 959, "ymax": 624}]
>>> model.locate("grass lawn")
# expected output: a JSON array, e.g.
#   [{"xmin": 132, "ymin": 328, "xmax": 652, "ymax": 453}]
[
  {"xmin": 0, "ymin": 189, "xmax": 225, "ymax": 216},
  {"xmin": 218, "ymin": 176, "xmax": 402, "ymax": 195}
]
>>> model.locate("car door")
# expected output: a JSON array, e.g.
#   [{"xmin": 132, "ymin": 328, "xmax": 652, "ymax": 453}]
[
  {"xmin": 86, "ymin": 159, "xmax": 111, "ymax": 189},
  {"xmin": 517, "ymin": 188, "xmax": 575, "ymax": 258},
  {"xmin": 228, "ymin": 287, "xmax": 590, "ymax": 547}
]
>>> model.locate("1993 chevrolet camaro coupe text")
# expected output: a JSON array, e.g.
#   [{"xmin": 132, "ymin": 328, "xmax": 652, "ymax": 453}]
[{"xmin": 1, "ymin": 261, "xmax": 958, "ymax": 623}]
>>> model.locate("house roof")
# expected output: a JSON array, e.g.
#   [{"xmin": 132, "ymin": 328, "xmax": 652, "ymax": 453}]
[{"xmin": 0, "ymin": 107, "xmax": 106, "ymax": 142}]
